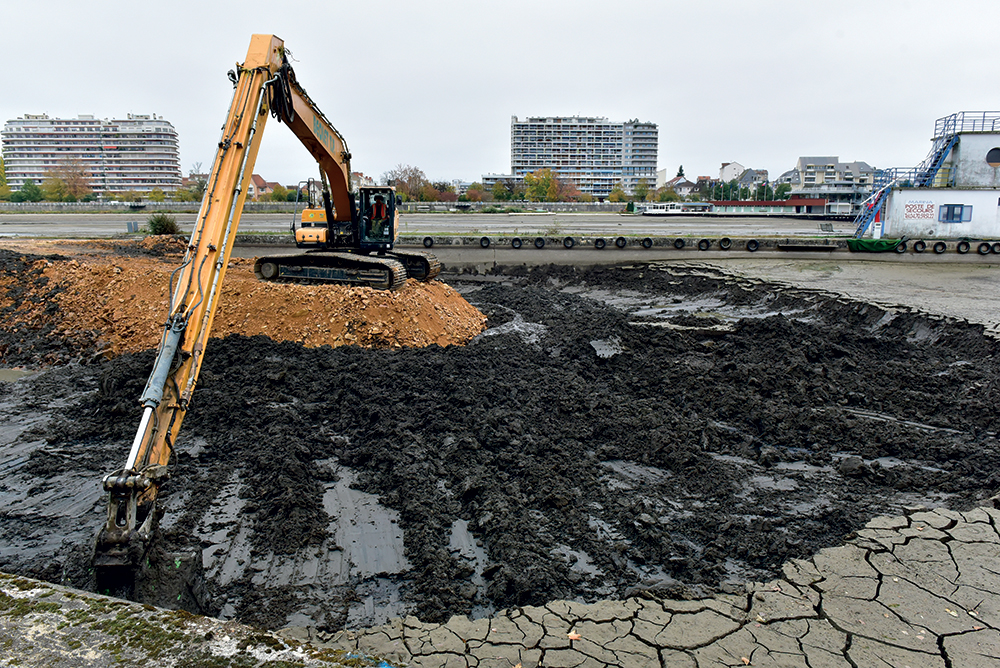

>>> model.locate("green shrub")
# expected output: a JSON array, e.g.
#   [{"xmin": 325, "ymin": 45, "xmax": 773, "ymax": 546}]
[{"xmin": 147, "ymin": 213, "xmax": 179, "ymax": 235}]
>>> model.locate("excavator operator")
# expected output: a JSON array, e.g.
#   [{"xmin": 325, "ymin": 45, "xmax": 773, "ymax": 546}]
[{"xmin": 367, "ymin": 193, "xmax": 389, "ymax": 239}]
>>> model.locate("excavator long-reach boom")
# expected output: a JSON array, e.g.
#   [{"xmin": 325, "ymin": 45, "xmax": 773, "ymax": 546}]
[{"xmin": 94, "ymin": 34, "xmax": 357, "ymax": 582}]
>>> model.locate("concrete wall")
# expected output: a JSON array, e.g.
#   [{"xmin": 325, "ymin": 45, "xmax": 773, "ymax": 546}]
[
  {"xmin": 954, "ymin": 134, "xmax": 1000, "ymax": 188},
  {"xmin": 883, "ymin": 187, "xmax": 1000, "ymax": 238}
]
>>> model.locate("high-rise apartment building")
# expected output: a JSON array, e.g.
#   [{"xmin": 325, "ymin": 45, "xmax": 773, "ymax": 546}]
[
  {"xmin": 1, "ymin": 113, "xmax": 182, "ymax": 197},
  {"xmin": 483, "ymin": 116, "xmax": 658, "ymax": 199}
]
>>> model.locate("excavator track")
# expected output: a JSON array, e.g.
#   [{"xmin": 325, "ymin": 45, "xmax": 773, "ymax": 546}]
[
  {"xmin": 387, "ymin": 249, "xmax": 441, "ymax": 282},
  {"xmin": 254, "ymin": 252, "xmax": 408, "ymax": 290}
]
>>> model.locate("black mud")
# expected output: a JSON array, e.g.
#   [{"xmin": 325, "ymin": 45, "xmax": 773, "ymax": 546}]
[
  {"xmin": 0, "ymin": 250, "xmax": 106, "ymax": 366},
  {"xmin": 2, "ymin": 261, "xmax": 1000, "ymax": 631}
]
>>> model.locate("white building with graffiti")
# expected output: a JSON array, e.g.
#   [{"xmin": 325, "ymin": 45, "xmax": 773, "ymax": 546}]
[{"xmin": 856, "ymin": 112, "xmax": 1000, "ymax": 240}]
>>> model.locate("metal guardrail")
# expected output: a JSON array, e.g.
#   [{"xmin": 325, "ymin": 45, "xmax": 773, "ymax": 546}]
[
  {"xmin": 1, "ymin": 200, "xmax": 632, "ymax": 215},
  {"xmin": 875, "ymin": 166, "xmax": 954, "ymax": 188},
  {"xmin": 398, "ymin": 201, "xmax": 628, "ymax": 214},
  {"xmin": 933, "ymin": 111, "xmax": 1000, "ymax": 138},
  {"xmin": 0, "ymin": 201, "xmax": 300, "ymax": 214}
]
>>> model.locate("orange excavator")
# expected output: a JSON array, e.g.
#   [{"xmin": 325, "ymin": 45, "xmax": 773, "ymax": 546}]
[{"xmin": 94, "ymin": 34, "xmax": 436, "ymax": 587}]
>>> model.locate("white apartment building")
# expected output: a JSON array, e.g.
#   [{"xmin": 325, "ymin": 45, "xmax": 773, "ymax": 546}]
[
  {"xmin": 719, "ymin": 162, "xmax": 745, "ymax": 182},
  {"xmin": 788, "ymin": 156, "xmax": 874, "ymax": 215},
  {"xmin": 1, "ymin": 113, "xmax": 182, "ymax": 197},
  {"xmin": 484, "ymin": 116, "xmax": 658, "ymax": 198}
]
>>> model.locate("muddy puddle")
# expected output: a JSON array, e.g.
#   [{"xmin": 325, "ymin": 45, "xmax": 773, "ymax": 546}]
[
  {"xmin": 0, "ymin": 369, "xmax": 33, "ymax": 383},
  {"xmin": 1, "ymin": 261, "xmax": 999, "ymax": 633}
]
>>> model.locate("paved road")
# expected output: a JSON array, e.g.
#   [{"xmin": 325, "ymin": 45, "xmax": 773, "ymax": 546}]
[
  {"xmin": 399, "ymin": 213, "xmax": 845, "ymax": 238},
  {"xmin": 0, "ymin": 212, "xmax": 295, "ymax": 237},
  {"xmin": 0, "ymin": 212, "xmax": 850, "ymax": 239}
]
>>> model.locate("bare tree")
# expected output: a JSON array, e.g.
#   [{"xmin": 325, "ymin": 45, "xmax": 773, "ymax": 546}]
[
  {"xmin": 381, "ymin": 164, "xmax": 426, "ymax": 200},
  {"xmin": 189, "ymin": 163, "xmax": 207, "ymax": 199},
  {"xmin": 50, "ymin": 160, "xmax": 93, "ymax": 200}
]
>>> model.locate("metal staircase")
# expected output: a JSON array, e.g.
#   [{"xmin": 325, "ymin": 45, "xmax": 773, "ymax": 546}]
[
  {"xmin": 852, "ymin": 113, "xmax": 975, "ymax": 238},
  {"xmin": 914, "ymin": 133, "xmax": 959, "ymax": 187},
  {"xmin": 851, "ymin": 174, "xmax": 893, "ymax": 238}
]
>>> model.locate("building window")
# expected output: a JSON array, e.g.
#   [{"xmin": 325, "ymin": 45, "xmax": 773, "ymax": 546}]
[
  {"xmin": 987, "ymin": 147, "xmax": 1000, "ymax": 168},
  {"xmin": 939, "ymin": 204, "xmax": 972, "ymax": 222}
]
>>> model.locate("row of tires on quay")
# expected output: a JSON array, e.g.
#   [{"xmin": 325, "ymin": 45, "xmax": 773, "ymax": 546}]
[
  {"xmin": 422, "ymin": 236, "xmax": 760, "ymax": 251},
  {"xmin": 420, "ymin": 236, "xmax": 1000, "ymax": 254},
  {"xmin": 893, "ymin": 239, "xmax": 1000, "ymax": 255}
]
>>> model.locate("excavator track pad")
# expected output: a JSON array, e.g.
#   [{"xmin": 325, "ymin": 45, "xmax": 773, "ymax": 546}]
[
  {"xmin": 387, "ymin": 249, "xmax": 441, "ymax": 282},
  {"xmin": 254, "ymin": 252, "xmax": 409, "ymax": 290}
]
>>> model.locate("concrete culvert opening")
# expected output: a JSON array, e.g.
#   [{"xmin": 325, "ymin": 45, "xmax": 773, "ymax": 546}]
[{"xmin": 2, "ymin": 250, "xmax": 999, "ymax": 636}]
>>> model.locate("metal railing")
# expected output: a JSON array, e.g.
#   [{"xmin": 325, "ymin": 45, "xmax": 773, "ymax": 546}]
[
  {"xmin": 873, "ymin": 165, "xmax": 954, "ymax": 190},
  {"xmin": 0, "ymin": 200, "xmax": 300, "ymax": 214},
  {"xmin": 933, "ymin": 111, "xmax": 1000, "ymax": 138}
]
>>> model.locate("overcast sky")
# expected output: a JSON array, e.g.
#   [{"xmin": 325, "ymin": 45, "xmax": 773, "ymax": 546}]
[{"xmin": 6, "ymin": 0, "xmax": 1000, "ymax": 186}]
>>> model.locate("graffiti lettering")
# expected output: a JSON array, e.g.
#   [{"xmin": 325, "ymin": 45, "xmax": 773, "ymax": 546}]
[{"xmin": 904, "ymin": 201, "xmax": 935, "ymax": 220}]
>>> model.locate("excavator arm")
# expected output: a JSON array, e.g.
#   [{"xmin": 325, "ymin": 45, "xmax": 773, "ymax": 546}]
[
  {"xmin": 94, "ymin": 34, "xmax": 353, "ymax": 581},
  {"xmin": 271, "ymin": 62, "xmax": 353, "ymax": 222}
]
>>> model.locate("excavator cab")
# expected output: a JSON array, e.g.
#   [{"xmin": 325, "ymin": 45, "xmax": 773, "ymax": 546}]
[{"xmin": 358, "ymin": 186, "xmax": 398, "ymax": 248}]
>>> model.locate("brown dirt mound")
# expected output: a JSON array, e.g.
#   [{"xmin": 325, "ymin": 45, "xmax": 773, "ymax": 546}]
[{"xmin": 0, "ymin": 240, "xmax": 486, "ymax": 360}]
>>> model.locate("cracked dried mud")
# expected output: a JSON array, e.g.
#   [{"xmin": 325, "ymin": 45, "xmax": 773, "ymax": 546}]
[
  {"xmin": 309, "ymin": 504, "xmax": 1000, "ymax": 667},
  {"xmin": 1, "ymin": 240, "xmax": 999, "ymax": 666}
]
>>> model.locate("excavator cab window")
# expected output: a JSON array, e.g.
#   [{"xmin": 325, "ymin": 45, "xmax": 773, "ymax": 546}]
[{"xmin": 360, "ymin": 190, "xmax": 393, "ymax": 243}]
